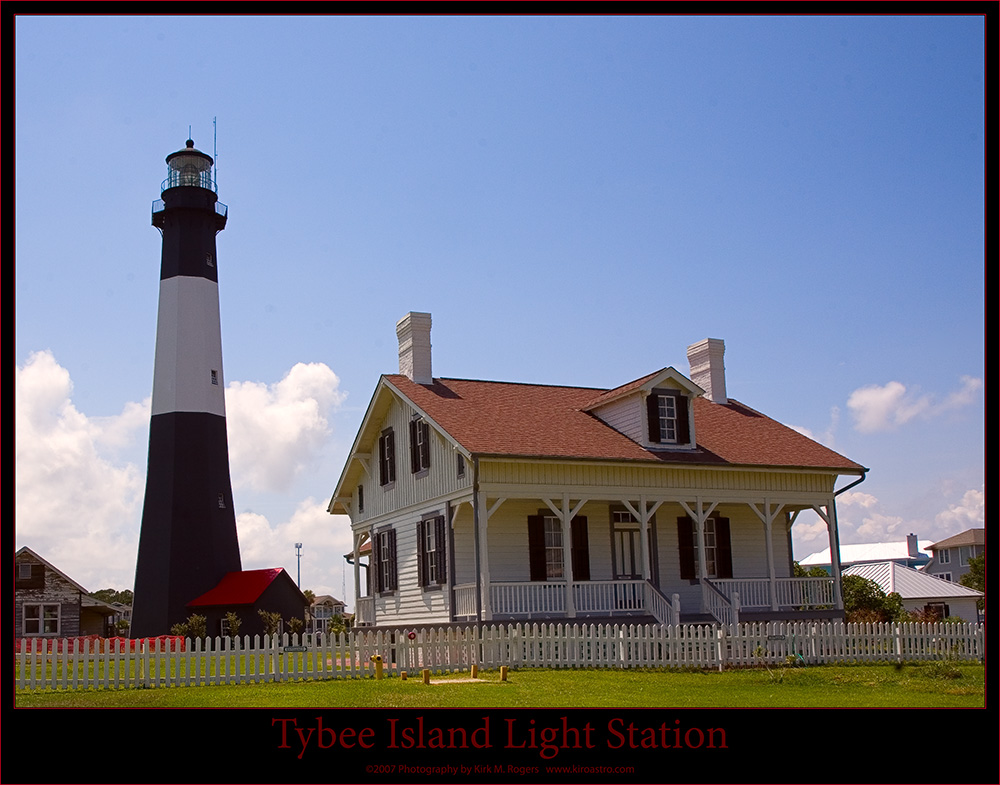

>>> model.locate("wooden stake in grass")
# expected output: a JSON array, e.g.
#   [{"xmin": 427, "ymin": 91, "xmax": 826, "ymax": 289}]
[
  {"xmin": 370, "ymin": 655, "xmax": 384, "ymax": 680},
  {"xmin": 500, "ymin": 666, "xmax": 508, "ymax": 682},
  {"xmin": 401, "ymin": 671, "xmax": 407, "ymax": 681},
  {"xmin": 471, "ymin": 664, "xmax": 479, "ymax": 679},
  {"xmin": 422, "ymin": 669, "xmax": 430, "ymax": 685}
]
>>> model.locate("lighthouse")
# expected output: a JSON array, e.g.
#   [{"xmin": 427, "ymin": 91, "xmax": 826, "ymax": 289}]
[{"xmin": 130, "ymin": 139, "xmax": 243, "ymax": 638}]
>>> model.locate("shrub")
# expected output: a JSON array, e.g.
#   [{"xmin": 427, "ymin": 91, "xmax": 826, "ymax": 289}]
[
  {"xmin": 258, "ymin": 610, "xmax": 281, "ymax": 636},
  {"xmin": 169, "ymin": 614, "xmax": 207, "ymax": 639}
]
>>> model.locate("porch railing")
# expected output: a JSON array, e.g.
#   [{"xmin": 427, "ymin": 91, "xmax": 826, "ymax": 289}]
[
  {"xmin": 644, "ymin": 582, "xmax": 680, "ymax": 626},
  {"xmin": 708, "ymin": 577, "xmax": 836, "ymax": 610},
  {"xmin": 355, "ymin": 597, "xmax": 375, "ymax": 626},
  {"xmin": 490, "ymin": 582, "xmax": 566, "ymax": 618},
  {"xmin": 453, "ymin": 583, "xmax": 478, "ymax": 618},
  {"xmin": 703, "ymin": 580, "xmax": 740, "ymax": 625},
  {"xmin": 573, "ymin": 580, "xmax": 645, "ymax": 615}
]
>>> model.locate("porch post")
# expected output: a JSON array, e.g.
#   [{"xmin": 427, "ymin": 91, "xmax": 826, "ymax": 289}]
[
  {"xmin": 353, "ymin": 532, "xmax": 362, "ymax": 607},
  {"xmin": 695, "ymin": 500, "xmax": 708, "ymax": 613},
  {"xmin": 638, "ymin": 494, "xmax": 650, "ymax": 582},
  {"xmin": 562, "ymin": 494, "xmax": 576, "ymax": 618},
  {"xmin": 764, "ymin": 509, "xmax": 777, "ymax": 611},
  {"xmin": 475, "ymin": 488, "xmax": 493, "ymax": 621},
  {"xmin": 826, "ymin": 499, "xmax": 845, "ymax": 611}
]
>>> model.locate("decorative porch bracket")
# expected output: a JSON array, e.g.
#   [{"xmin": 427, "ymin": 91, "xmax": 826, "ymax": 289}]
[
  {"xmin": 679, "ymin": 499, "xmax": 719, "ymax": 613},
  {"xmin": 621, "ymin": 496, "xmax": 664, "ymax": 582},
  {"xmin": 543, "ymin": 495, "xmax": 587, "ymax": 617},
  {"xmin": 749, "ymin": 500, "xmax": 785, "ymax": 611},
  {"xmin": 810, "ymin": 500, "xmax": 845, "ymax": 610}
]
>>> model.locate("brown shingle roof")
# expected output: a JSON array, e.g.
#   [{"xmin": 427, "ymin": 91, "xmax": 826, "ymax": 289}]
[
  {"xmin": 385, "ymin": 374, "xmax": 864, "ymax": 472},
  {"xmin": 928, "ymin": 528, "xmax": 985, "ymax": 550}
]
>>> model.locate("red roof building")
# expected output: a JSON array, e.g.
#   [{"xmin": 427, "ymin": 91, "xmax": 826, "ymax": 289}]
[
  {"xmin": 330, "ymin": 314, "xmax": 867, "ymax": 628},
  {"xmin": 187, "ymin": 568, "xmax": 308, "ymax": 638}
]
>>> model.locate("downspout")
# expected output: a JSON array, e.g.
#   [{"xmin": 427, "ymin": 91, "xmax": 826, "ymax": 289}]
[{"xmin": 472, "ymin": 456, "xmax": 483, "ymax": 623}]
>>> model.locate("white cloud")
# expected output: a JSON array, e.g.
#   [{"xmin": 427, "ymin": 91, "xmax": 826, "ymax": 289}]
[
  {"xmin": 15, "ymin": 351, "xmax": 349, "ymax": 597},
  {"xmin": 935, "ymin": 485, "xmax": 985, "ymax": 534},
  {"xmin": 15, "ymin": 351, "xmax": 147, "ymax": 590},
  {"xmin": 847, "ymin": 377, "xmax": 982, "ymax": 433},
  {"xmin": 837, "ymin": 491, "xmax": 878, "ymax": 509},
  {"xmin": 788, "ymin": 406, "xmax": 839, "ymax": 448},
  {"xmin": 236, "ymin": 501, "xmax": 355, "ymax": 602},
  {"xmin": 225, "ymin": 362, "xmax": 347, "ymax": 493}
]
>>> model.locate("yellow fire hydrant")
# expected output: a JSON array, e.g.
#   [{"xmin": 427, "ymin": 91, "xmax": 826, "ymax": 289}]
[{"xmin": 370, "ymin": 654, "xmax": 384, "ymax": 680}]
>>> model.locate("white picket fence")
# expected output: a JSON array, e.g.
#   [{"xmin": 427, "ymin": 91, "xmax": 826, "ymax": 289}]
[{"xmin": 14, "ymin": 621, "xmax": 985, "ymax": 691}]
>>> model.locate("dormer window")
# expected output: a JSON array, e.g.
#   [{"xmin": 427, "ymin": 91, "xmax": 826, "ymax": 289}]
[{"xmin": 646, "ymin": 388, "xmax": 690, "ymax": 446}]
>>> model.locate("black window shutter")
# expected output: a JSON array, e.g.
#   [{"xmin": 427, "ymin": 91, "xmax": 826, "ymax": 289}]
[
  {"xmin": 374, "ymin": 533, "xmax": 385, "ymax": 592},
  {"xmin": 716, "ymin": 517, "xmax": 733, "ymax": 579},
  {"xmin": 409, "ymin": 419, "xmax": 419, "ymax": 473},
  {"xmin": 571, "ymin": 516, "xmax": 590, "ymax": 581},
  {"xmin": 678, "ymin": 516, "xmax": 695, "ymax": 580},
  {"xmin": 388, "ymin": 529, "xmax": 398, "ymax": 591},
  {"xmin": 676, "ymin": 394, "xmax": 691, "ymax": 444},
  {"xmin": 435, "ymin": 515, "xmax": 447, "ymax": 584},
  {"xmin": 646, "ymin": 394, "xmax": 661, "ymax": 442},
  {"xmin": 387, "ymin": 431, "xmax": 395, "ymax": 482},
  {"xmin": 527, "ymin": 515, "xmax": 546, "ymax": 581},
  {"xmin": 416, "ymin": 519, "xmax": 425, "ymax": 587}
]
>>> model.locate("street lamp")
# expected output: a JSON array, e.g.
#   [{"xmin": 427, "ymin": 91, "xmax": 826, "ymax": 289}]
[{"xmin": 295, "ymin": 542, "xmax": 303, "ymax": 588}]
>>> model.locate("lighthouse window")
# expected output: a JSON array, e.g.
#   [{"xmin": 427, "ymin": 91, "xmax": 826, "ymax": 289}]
[
  {"xmin": 206, "ymin": 253, "xmax": 214, "ymax": 267},
  {"xmin": 218, "ymin": 493, "xmax": 226, "ymax": 509},
  {"xmin": 211, "ymin": 370, "xmax": 219, "ymax": 385}
]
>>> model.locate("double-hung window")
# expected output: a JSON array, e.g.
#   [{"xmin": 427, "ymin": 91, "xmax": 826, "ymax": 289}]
[
  {"xmin": 374, "ymin": 528, "xmax": 397, "ymax": 594},
  {"xmin": 419, "ymin": 515, "xmax": 447, "ymax": 588},
  {"xmin": 646, "ymin": 389, "xmax": 690, "ymax": 446},
  {"xmin": 379, "ymin": 428, "xmax": 396, "ymax": 486},
  {"xmin": 410, "ymin": 417, "xmax": 431, "ymax": 474}
]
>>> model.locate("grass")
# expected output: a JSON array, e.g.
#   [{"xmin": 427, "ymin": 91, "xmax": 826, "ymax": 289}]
[{"xmin": 14, "ymin": 662, "xmax": 985, "ymax": 708}]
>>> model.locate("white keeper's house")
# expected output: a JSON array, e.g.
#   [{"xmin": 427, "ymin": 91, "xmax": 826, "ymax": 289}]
[{"xmin": 328, "ymin": 312, "xmax": 868, "ymax": 628}]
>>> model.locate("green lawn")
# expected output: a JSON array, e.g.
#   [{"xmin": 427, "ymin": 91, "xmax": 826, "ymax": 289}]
[{"xmin": 14, "ymin": 661, "xmax": 985, "ymax": 708}]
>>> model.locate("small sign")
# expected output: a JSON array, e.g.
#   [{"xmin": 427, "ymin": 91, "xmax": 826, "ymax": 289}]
[
  {"xmin": 767, "ymin": 635, "xmax": 785, "ymax": 641},
  {"xmin": 283, "ymin": 646, "xmax": 307, "ymax": 652}
]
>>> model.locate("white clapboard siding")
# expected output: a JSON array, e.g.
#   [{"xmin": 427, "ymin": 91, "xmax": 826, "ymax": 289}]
[{"xmin": 16, "ymin": 622, "xmax": 985, "ymax": 692}]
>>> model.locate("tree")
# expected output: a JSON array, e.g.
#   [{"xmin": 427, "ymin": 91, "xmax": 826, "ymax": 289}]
[
  {"xmin": 793, "ymin": 562, "xmax": 830, "ymax": 578},
  {"xmin": 224, "ymin": 611, "xmax": 242, "ymax": 638},
  {"xmin": 841, "ymin": 575, "xmax": 907, "ymax": 623},
  {"xmin": 959, "ymin": 555, "xmax": 985, "ymax": 612},
  {"xmin": 170, "ymin": 614, "xmax": 207, "ymax": 639},
  {"xmin": 90, "ymin": 588, "xmax": 134, "ymax": 606},
  {"xmin": 302, "ymin": 589, "xmax": 316, "ymax": 605},
  {"xmin": 287, "ymin": 617, "xmax": 304, "ymax": 635},
  {"xmin": 258, "ymin": 610, "xmax": 281, "ymax": 636}
]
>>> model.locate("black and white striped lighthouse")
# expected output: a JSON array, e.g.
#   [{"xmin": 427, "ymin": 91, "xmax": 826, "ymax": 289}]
[{"xmin": 130, "ymin": 139, "xmax": 242, "ymax": 637}]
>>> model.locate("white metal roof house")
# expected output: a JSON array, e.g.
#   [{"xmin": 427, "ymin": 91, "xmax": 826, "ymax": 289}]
[
  {"xmin": 922, "ymin": 528, "xmax": 985, "ymax": 584},
  {"xmin": 799, "ymin": 534, "xmax": 932, "ymax": 572},
  {"xmin": 328, "ymin": 313, "xmax": 868, "ymax": 628},
  {"xmin": 843, "ymin": 561, "xmax": 984, "ymax": 623}
]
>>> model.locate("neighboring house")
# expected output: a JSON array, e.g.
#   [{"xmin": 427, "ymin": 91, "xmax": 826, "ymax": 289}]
[
  {"xmin": 842, "ymin": 561, "xmax": 984, "ymax": 623},
  {"xmin": 328, "ymin": 313, "xmax": 868, "ymax": 629},
  {"xmin": 923, "ymin": 528, "xmax": 985, "ymax": 584},
  {"xmin": 799, "ymin": 533, "xmax": 932, "ymax": 573},
  {"xmin": 310, "ymin": 594, "xmax": 348, "ymax": 634},
  {"xmin": 15, "ymin": 547, "xmax": 120, "ymax": 638},
  {"xmin": 186, "ymin": 568, "xmax": 309, "ymax": 638}
]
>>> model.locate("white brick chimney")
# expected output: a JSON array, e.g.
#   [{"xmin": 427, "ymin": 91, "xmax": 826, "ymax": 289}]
[
  {"xmin": 396, "ymin": 312, "xmax": 433, "ymax": 384},
  {"xmin": 686, "ymin": 338, "xmax": 727, "ymax": 404},
  {"xmin": 907, "ymin": 533, "xmax": 919, "ymax": 558}
]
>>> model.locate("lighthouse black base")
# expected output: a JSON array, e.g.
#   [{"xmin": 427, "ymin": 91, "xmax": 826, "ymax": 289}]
[{"xmin": 131, "ymin": 411, "xmax": 243, "ymax": 637}]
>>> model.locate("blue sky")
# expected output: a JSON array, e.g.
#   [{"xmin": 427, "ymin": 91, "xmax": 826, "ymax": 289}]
[{"xmin": 14, "ymin": 15, "xmax": 985, "ymax": 606}]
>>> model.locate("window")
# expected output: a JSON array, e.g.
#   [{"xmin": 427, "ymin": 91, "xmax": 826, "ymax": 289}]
[
  {"xmin": 18, "ymin": 562, "xmax": 32, "ymax": 580},
  {"xmin": 373, "ymin": 529, "xmax": 397, "ymax": 594},
  {"xmin": 419, "ymin": 515, "xmax": 447, "ymax": 588},
  {"xmin": 677, "ymin": 515, "xmax": 732, "ymax": 580},
  {"xmin": 938, "ymin": 549, "xmax": 950, "ymax": 564},
  {"xmin": 218, "ymin": 493, "xmax": 226, "ymax": 509},
  {"xmin": 410, "ymin": 417, "xmax": 431, "ymax": 474},
  {"xmin": 378, "ymin": 428, "xmax": 396, "ymax": 486},
  {"xmin": 211, "ymin": 370, "xmax": 219, "ymax": 385},
  {"xmin": 23, "ymin": 603, "xmax": 60, "ymax": 635},
  {"xmin": 457, "ymin": 453, "xmax": 466, "ymax": 479},
  {"xmin": 924, "ymin": 602, "xmax": 949, "ymax": 621},
  {"xmin": 646, "ymin": 389, "xmax": 690, "ymax": 446},
  {"xmin": 938, "ymin": 572, "xmax": 953, "ymax": 582},
  {"xmin": 357, "ymin": 485, "xmax": 365, "ymax": 513},
  {"xmin": 527, "ymin": 514, "xmax": 590, "ymax": 581}
]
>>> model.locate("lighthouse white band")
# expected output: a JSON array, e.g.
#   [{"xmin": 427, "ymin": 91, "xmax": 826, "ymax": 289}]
[{"xmin": 151, "ymin": 275, "xmax": 228, "ymax": 417}]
